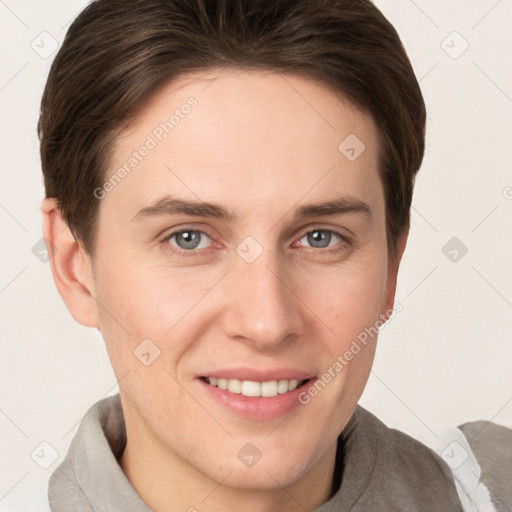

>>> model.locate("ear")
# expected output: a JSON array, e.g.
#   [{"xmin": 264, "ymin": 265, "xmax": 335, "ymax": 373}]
[
  {"xmin": 381, "ymin": 227, "xmax": 409, "ymax": 321},
  {"xmin": 41, "ymin": 198, "xmax": 99, "ymax": 328}
]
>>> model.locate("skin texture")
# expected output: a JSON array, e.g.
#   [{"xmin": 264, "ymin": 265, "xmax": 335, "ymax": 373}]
[{"xmin": 42, "ymin": 68, "xmax": 408, "ymax": 512}]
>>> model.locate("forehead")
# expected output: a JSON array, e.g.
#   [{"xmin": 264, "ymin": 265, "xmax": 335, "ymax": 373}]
[{"xmin": 105, "ymin": 68, "xmax": 383, "ymax": 222}]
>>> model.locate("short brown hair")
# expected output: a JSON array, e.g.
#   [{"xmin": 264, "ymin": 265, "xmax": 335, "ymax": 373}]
[{"xmin": 38, "ymin": 0, "xmax": 426, "ymax": 260}]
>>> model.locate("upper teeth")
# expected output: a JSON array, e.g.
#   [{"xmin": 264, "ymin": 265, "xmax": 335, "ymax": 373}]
[{"xmin": 207, "ymin": 377, "xmax": 303, "ymax": 397}]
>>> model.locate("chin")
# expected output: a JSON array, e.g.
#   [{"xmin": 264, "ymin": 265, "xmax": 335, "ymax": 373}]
[{"xmin": 221, "ymin": 461, "xmax": 308, "ymax": 490}]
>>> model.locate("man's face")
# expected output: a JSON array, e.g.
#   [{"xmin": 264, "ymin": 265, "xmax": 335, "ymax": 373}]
[{"xmin": 91, "ymin": 68, "xmax": 398, "ymax": 488}]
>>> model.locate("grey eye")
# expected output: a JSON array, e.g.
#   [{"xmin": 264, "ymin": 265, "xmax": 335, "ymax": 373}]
[
  {"xmin": 304, "ymin": 230, "xmax": 336, "ymax": 249},
  {"xmin": 171, "ymin": 230, "xmax": 206, "ymax": 250}
]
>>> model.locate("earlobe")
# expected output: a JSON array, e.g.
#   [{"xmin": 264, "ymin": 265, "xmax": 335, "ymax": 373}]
[{"xmin": 41, "ymin": 198, "xmax": 99, "ymax": 328}]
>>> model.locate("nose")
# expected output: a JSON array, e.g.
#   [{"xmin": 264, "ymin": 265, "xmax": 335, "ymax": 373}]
[{"xmin": 220, "ymin": 249, "xmax": 306, "ymax": 351}]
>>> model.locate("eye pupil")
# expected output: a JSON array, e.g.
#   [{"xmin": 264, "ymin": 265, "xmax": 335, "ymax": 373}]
[
  {"xmin": 176, "ymin": 230, "xmax": 201, "ymax": 250},
  {"xmin": 307, "ymin": 230, "xmax": 331, "ymax": 248}
]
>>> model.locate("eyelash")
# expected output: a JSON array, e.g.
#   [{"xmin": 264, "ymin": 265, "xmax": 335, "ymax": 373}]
[{"xmin": 159, "ymin": 226, "xmax": 351, "ymax": 257}]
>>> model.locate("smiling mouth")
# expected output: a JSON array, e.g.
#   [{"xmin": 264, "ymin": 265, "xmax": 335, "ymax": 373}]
[{"xmin": 200, "ymin": 376, "xmax": 312, "ymax": 398}]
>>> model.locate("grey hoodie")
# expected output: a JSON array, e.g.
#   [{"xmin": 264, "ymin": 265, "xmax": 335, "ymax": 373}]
[{"xmin": 44, "ymin": 394, "xmax": 510, "ymax": 511}]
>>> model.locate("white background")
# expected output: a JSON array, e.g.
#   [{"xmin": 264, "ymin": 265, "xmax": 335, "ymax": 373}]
[{"xmin": 1, "ymin": 0, "xmax": 511, "ymax": 504}]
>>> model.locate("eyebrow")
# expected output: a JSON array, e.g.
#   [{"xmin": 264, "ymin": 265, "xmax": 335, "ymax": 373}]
[{"xmin": 131, "ymin": 194, "xmax": 372, "ymax": 223}]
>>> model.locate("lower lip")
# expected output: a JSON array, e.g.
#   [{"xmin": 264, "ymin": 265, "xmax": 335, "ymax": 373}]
[{"xmin": 196, "ymin": 378, "xmax": 316, "ymax": 420}]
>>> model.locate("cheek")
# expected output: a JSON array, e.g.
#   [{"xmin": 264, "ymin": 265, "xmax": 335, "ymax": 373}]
[
  {"xmin": 93, "ymin": 257, "xmax": 220, "ymax": 364},
  {"xmin": 296, "ymin": 260, "xmax": 387, "ymax": 429},
  {"xmin": 297, "ymin": 256, "xmax": 388, "ymax": 343}
]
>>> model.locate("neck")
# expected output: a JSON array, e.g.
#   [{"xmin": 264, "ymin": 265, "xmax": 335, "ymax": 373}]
[{"xmin": 119, "ymin": 416, "xmax": 339, "ymax": 512}]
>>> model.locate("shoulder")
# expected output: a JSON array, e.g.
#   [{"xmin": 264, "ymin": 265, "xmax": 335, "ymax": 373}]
[
  {"xmin": 457, "ymin": 419, "xmax": 512, "ymax": 510},
  {"xmin": 354, "ymin": 406, "xmax": 511, "ymax": 512},
  {"xmin": 355, "ymin": 405, "xmax": 458, "ymax": 476},
  {"xmin": 347, "ymin": 406, "xmax": 464, "ymax": 511}
]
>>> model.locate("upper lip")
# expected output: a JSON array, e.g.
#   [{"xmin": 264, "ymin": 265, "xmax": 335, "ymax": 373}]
[{"xmin": 198, "ymin": 367, "xmax": 315, "ymax": 382}]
